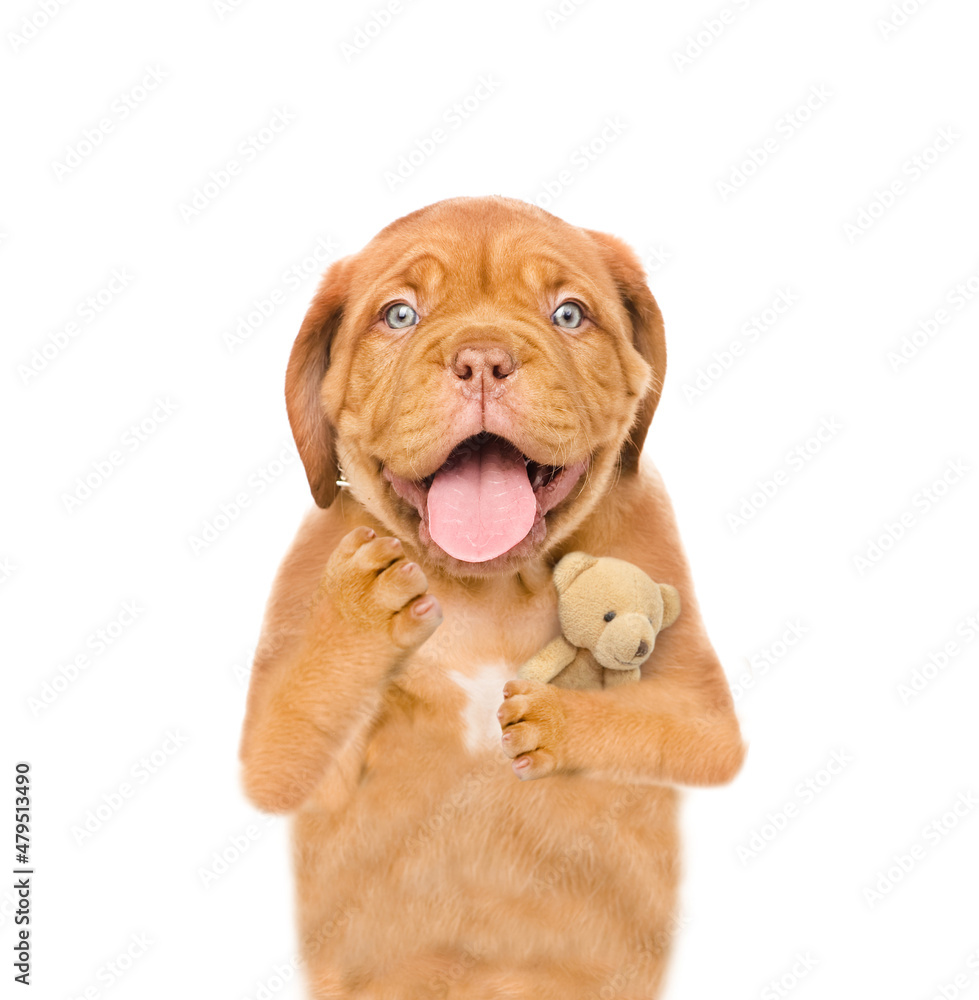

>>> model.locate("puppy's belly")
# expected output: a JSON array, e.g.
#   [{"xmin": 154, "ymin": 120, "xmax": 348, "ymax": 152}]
[{"xmin": 292, "ymin": 666, "xmax": 680, "ymax": 987}]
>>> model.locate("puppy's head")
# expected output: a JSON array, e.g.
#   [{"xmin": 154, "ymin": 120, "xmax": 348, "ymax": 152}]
[{"xmin": 286, "ymin": 196, "xmax": 665, "ymax": 576}]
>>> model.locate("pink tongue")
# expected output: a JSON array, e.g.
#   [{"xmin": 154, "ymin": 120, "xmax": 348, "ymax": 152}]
[{"xmin": 427, "ymin": 439, "xmax": 537, "ymax": 562}]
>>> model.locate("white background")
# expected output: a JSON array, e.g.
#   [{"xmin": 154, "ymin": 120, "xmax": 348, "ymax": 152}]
[{"xmin": 3, "ymin": 0, "xmax": 979, "ymax": 997}]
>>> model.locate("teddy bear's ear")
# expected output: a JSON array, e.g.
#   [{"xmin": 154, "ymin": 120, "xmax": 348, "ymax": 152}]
[
  {"xmin": 659, "ymin": 584, "xmax": 681, "ymax": 629},
  {"xmin": 553, "ymin": 552, "xmax": 599, "ymax": 593}
]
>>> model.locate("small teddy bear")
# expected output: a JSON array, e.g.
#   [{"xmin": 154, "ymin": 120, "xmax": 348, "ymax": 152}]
[{"xmin": 518, "ymin": 552, "xmax": 681, "ymax": 689}]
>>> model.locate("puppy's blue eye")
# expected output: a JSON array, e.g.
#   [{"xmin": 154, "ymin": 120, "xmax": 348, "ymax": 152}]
[
  {"xmin": 552, "ymin": 301, "xmax": 583, "ymax": 329},
  {"xmin": 385, "ymin": 303, "xmax": 418, "ymax": 329},
  {"xmin": 604, "ymin": 611, "xmax": 616, "ymax": 622}
]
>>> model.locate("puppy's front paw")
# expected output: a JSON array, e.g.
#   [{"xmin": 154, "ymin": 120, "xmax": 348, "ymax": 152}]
[
  {"xmin": 324, "ymin": 526, "xmax": 442, "ymax": 650},
  {"xmin": 497, "ymin": 679, "xmax": 569, "ymax": 780}
]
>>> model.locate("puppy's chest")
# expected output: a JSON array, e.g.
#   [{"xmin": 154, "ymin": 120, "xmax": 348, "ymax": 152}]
[{"xmin": 396, "ymin": 590, "xmax": 561, "ymax": 754}]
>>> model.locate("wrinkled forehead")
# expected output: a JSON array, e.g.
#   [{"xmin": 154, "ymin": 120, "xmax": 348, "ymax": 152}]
[{"xmin": 348, "ymin": 210, "xmax": 614, "ymax": 307}]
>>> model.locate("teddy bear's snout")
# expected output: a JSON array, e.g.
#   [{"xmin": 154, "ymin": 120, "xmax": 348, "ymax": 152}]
[{"xmin": 596, "ymin": 614, "xmax": 657, "ymax": 669}]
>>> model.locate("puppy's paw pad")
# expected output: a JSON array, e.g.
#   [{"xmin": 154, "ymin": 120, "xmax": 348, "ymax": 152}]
[
  {"xmin": 351, "ymin": 535, "xmax": 404, "ymax": 572},
  {"xmin": 500, "ymin": 721, "xmax": 539, "ymax": 757},
  {"xmin": 324, "ymin": 529, "xmax": 438, "ymax": 642},
  {"xmin": 373, "ymin": 560, "xmax": 429, "ymax": 612},
  {"xmin": 497, "ymin": 680, "xmax": 568, "ymax": 776},
  {"xmin": 390, "ymin": 594, "xmax": 443, "ymax": 650},
  {"xmin": 496, "ymin": 694, "xmax": 530, "ymax": 730},
  {"xmin": 511, "ymin": 751, "xmax": 557, "ymax": 781}
]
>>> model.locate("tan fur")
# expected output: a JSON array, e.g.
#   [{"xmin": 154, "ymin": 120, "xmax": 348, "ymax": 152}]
[{"xmin": 239, "ymin": 196, "xmax": 744, "ymax": 999}]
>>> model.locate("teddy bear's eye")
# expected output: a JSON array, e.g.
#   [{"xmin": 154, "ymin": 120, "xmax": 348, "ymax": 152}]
[{"xmin": 603, "ymin": 611, "xmax": 616, "ymax": 622}]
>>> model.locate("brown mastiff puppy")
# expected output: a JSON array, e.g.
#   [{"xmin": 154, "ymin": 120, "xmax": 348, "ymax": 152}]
[{"xmin": 239, "ymin": 196, "xmax": 744, "ymax": 999}]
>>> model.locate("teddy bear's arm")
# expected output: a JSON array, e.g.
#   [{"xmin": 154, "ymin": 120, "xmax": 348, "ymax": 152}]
[{"xmin": 517, "ymin": 636, "xmax": 579, "ymax": 684}]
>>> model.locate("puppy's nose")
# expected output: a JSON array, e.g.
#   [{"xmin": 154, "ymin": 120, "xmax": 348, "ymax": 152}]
[
  {"xmin": 450, "ymin": 345, "xmax": 516, "ymax": 382},
  {"xmin": 635, "ymin": 639, "xmax": 649, "ymax": 659}
]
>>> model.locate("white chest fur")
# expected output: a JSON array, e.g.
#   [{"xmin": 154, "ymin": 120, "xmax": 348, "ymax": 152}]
[{"xmin": 446, "ymin": 661, "xmax": 516, "ymax": 754}]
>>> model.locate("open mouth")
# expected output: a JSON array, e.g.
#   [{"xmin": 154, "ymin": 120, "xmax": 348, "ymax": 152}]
[{"xmin": 382, "ymin": 434, "xmax": 588, "ymax": 564}]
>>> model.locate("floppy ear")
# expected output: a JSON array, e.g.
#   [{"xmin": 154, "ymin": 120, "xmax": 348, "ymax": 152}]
[
  {"xmin": 659, "ymin": 583, "xmax": 681, "ymax": 630},
  {"xmin": 552, "ymin": 551, "xmax": 599, "ymax": 593},
  {"xmin": 285, "ymin": 257, "xmax": 351, "ymax": 508},
  {"xmin": 583, "ymin": 230, "xmax": 667, "ymax": 473}
]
